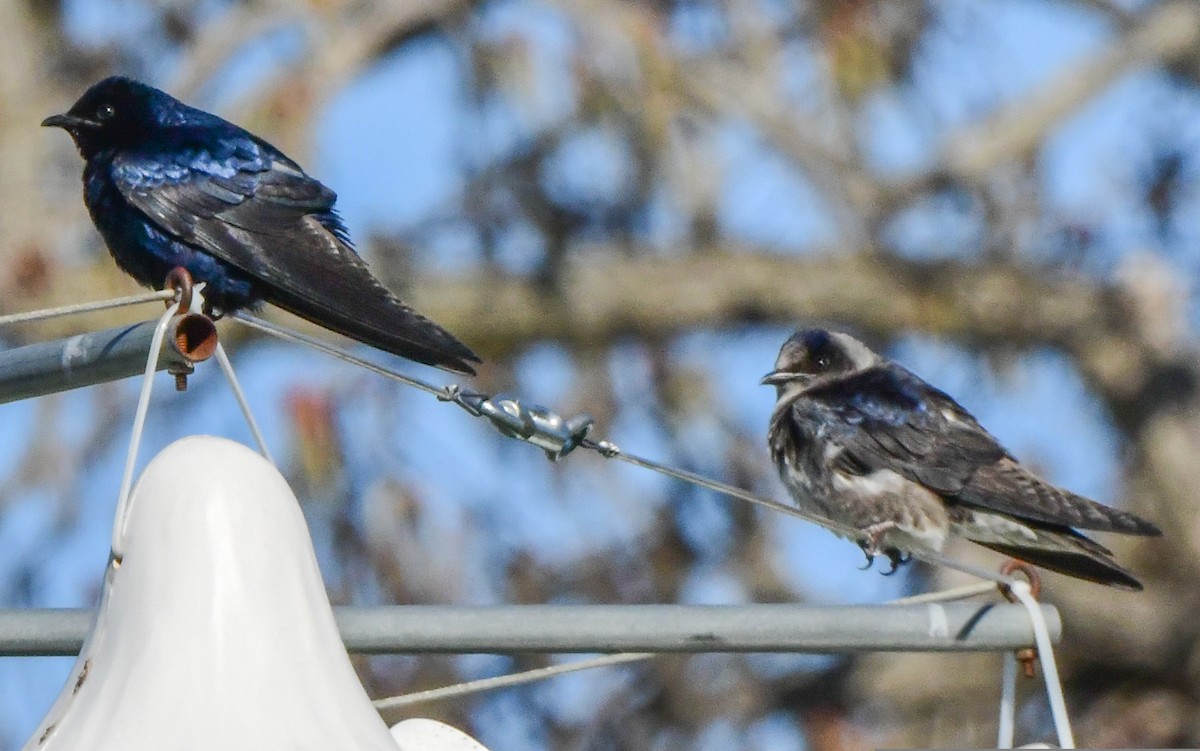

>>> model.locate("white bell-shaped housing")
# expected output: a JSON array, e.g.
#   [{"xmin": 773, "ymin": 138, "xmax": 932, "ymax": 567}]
[
  {"xmin": 391, "ymin": 719, "xmax": 491, "ymax": 750},
  {"xmin": 25, "ymin": 435, "xmax": 489, "ymax": 751}
]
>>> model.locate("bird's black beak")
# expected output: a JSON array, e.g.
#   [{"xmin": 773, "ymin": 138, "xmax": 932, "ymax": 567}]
[
  {"xmin": 41, "ymin": 113, "xmax": 100, "ymax": 131},
  {"xmin": 760, "ymin": 370, "xmax": 794, "ymax": 386}
]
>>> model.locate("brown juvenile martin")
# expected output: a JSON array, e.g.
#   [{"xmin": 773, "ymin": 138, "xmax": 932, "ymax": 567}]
[{"xmin": 763, "ymin": 329, "xmax": 1161, "ymax": 589}]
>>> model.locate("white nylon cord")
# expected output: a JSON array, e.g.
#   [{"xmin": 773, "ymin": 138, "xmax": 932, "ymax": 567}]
[{"xmin": 112, "ymin": 301, "xmax": 180, "ymax": 558}]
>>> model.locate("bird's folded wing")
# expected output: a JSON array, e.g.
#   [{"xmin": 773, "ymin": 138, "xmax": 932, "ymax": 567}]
[
  {"xmin": 112, "ymin": 146, "xmax": 480, "ymax": 373},
  {"xmin": 804, "ymin": 367, "xmax": 1160, "ymax": 535},
  {"xmin": 803, "ymin": 367, "xmax": 1008, "ymax": 494}
]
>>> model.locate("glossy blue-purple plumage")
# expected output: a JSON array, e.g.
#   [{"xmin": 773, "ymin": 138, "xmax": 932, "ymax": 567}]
[
  {"xmin": 83, "ymin": 146, "xmax": 258, "ymax": 309},
  {"xmin": 44, "ymin": 76, "xmax": 479, "ymax": 374}
]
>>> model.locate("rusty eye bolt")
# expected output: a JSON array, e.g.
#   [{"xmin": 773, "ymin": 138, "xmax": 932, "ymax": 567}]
[
  {"xmin": 1000, "ymin": 559, "xmax": 1042, "ymax": 678},
  {"xmin": 163, "ymin": 268, "xmax": 218, "ymax": 391}
]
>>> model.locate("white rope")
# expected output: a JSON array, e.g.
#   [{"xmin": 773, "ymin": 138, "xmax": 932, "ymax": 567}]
[
  {"xmin": 111, "ymin": 281, "xmax": 275, "ymax": 557},
  {"xmin": 889, "ymin": 580, "xmax": 998, "ymax": 605},
  {"xmin": 374, "ymin": 652, "xmax": 653, "ymax": 712},
  {"xmin": 1008, "ymin": 581, "xmax": 1074, "ymax": 748},
  {"xmin": 0, "ymin": 290, "xmax": 175, "ymax": 327},
  {"xmin": 213, "ymin": 343, "xmax": 274, "ymax": 464},
  {"xmin": 111, "ymin": 301, "xmax": 180, "ymax": 559},
  {"xmin": 998, "ymin": 650, "xmax": 1018, "ymax": 748}
]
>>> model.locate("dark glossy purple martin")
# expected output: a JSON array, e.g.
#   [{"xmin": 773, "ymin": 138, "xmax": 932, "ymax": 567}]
[
  {"xmin": 43, "ymin": 76, "xmax": 480, "ymax": 374},
  {"xmin": 763, "ymin": 328, "xmax": 1161, "ymax": 590}
]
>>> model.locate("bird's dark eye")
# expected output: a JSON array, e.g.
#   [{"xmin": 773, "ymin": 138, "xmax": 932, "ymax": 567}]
[
  {"xmin": 815, "ymin": 356, "xmax": 831, "ymax": 370},
  {"xmin": 96, "ymin": 103, "xmax": 116, "ymax": 121}
]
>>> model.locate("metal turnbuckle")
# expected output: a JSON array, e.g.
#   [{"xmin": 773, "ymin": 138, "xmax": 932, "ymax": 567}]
[{"xmin": 456, "ymin": 391, "xmax": 594, "ymax": 461}]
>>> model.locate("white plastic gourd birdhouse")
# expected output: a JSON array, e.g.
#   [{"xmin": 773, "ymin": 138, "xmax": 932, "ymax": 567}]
[
  {"xmin": 391, "ymin": 719, "xmax": 491, "ymax": 750},
  {"xmin": 24, "ymin": 435, "xmax": 490, "ymax": 751}
]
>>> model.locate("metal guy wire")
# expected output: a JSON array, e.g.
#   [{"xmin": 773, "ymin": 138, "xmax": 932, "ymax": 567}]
[
  {"xmin": 231, "ymin": 313, "xmax": 1016, "ymax": 586},
  {"xmin": 0, "ymin": 290, "xmax": 176, "ymax": 327}
]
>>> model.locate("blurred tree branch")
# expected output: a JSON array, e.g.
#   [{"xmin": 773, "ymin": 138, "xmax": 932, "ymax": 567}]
[
  {"xmin": 937, "ymin": 0, "xmax": 1200, "ymax": 184},
  {"xmin": 6, "ymin": 246, "xmax": 1191, "ymax": 438}
]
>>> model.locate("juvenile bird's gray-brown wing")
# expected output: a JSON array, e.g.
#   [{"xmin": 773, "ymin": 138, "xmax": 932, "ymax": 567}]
[
  {"xmin": 972, "ymin": 530, "xmax": 1144, "ymax": 589},
  {"xmin": 949, "ymin": 508, "xmax": 1145, "ymax": 589},
  {"xmin": 111, "ymin": 141, "xmax": 480, "ymax": 374},
  {"xmin": 801, "ymin": 366, "xmax": 1007, "ymax": 492},
  {"xmin": 803, "ymin": 366, "xmax": 1160, "ymax": 535}
]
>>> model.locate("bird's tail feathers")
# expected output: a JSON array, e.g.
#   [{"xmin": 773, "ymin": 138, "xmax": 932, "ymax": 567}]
[
  {"xmin": 961, "ymin": 461, "xmax": 1161, "ymax": 537},
  {"xmin": 970, "ymin": 527, "xmax": 1144, "ymax": 590},
  {"xmin": 268, "ymin": 285, "xmax": 480, "ymax": 375},
  {"xmin": 1060, "ymin": 488, "xmax": 1162, "ymax": 536}
]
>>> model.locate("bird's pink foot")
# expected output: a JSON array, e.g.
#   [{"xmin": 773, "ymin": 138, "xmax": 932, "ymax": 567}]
[{"xmin": 859, "ymin": 521, "xmax": 897, "ymax": 556}]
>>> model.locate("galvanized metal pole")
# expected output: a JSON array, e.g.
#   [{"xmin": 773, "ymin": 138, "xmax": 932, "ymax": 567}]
[
  {"xmin": 0, "ymin": 603, "xmax": 1057, "ymax": 656},
  {"xmin": 335, "ymin": 603, "xmax": 1058, "ymax": 653},
  {"xmin": 0, "ymin": 315, "xmax": 217, "ymax": 404}
]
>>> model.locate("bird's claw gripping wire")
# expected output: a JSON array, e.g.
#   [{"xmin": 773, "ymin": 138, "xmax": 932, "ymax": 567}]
[
  {"xmin": 441, "ymin": 386, "xmax": 594, "ymax": 461},
  {"xmin": 856, "ymin": 522, "xmax": 911, "ymax": 574},
  {"xmin": 880, "ymin": 550, "xmax": 910, "ymax": 575},
  {"xmin": 856, "ymin": 548, "xmax": 908, "ymax": 574},
  {"xmin": 999, "ymin": 559, "xmax": 1042, "ymax": 678}
]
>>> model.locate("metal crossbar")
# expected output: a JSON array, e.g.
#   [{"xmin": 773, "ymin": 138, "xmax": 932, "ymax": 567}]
[
  {"xmin": 0, "ymin": 317, "xmax": 208, "ymax": 405},
  {"xmin": 0, "ymin": 603, "xmax": 1059, "ymax": 657}
]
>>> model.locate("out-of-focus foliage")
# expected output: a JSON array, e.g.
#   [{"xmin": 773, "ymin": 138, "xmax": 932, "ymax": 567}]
[{"xmin": 1, "ymin": 0, "xmax": 1199, "ymax": 748}]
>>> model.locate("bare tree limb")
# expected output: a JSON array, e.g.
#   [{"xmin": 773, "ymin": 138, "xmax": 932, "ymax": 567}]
[
  {"xmin": 938, "ymin": 0, "xmax": 1200, "ymax": 182},
  {"xmin": 6, "ymin": 247, "xmax": 1170, "ymax": 419}
]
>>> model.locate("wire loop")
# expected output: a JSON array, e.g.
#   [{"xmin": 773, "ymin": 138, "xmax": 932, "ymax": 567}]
[{"xmin": 999, "ymin": 559, "xmax": 1042, "ymax": 603}]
